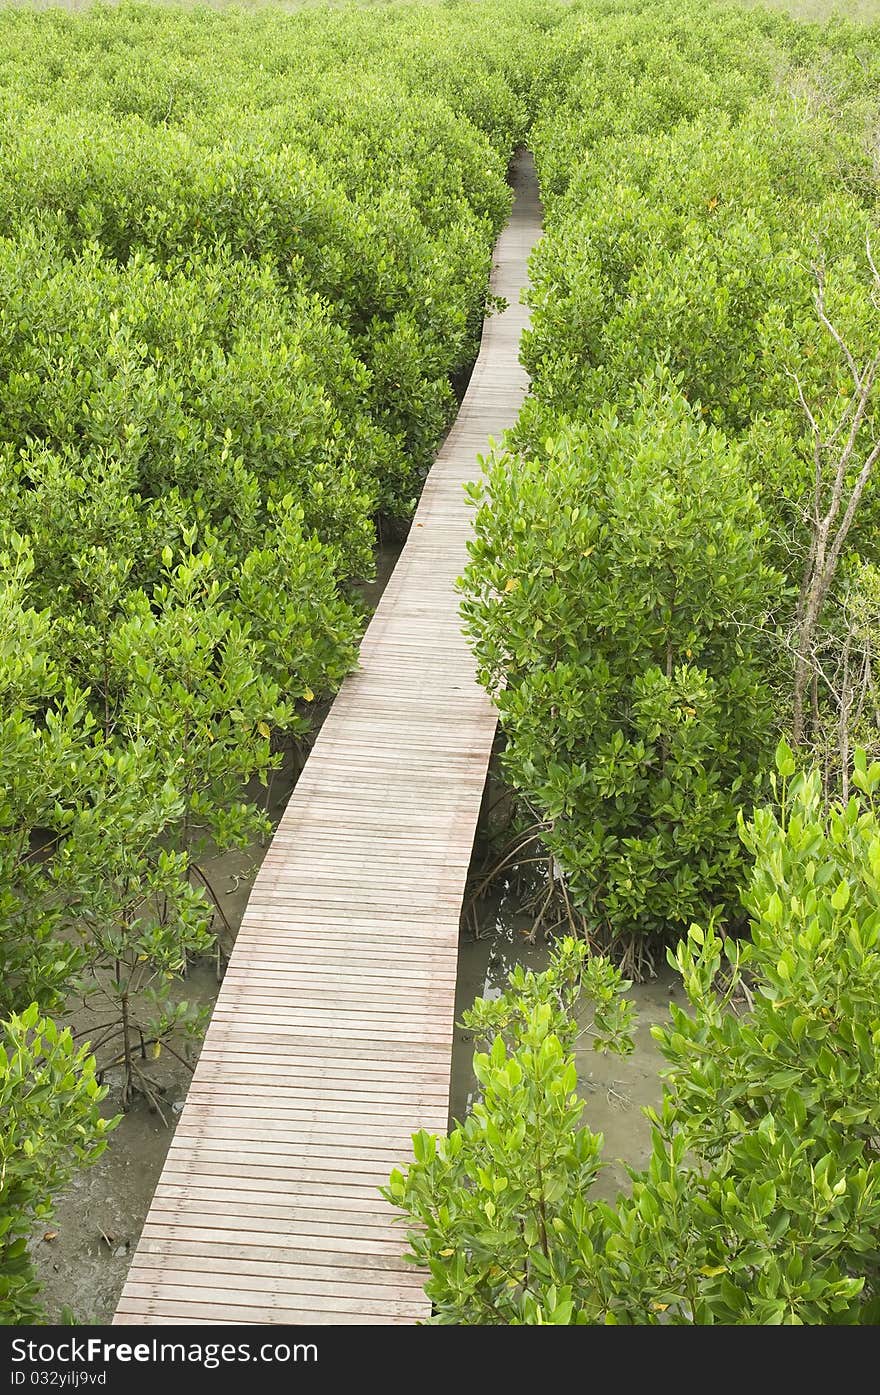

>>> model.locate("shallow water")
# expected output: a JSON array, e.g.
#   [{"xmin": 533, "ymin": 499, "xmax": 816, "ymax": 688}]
[{"xmin": 451, "ymin": 890, "xmax": 676, "ymax": 1203}]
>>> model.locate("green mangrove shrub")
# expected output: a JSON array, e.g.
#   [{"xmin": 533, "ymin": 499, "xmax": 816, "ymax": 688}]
[
  {"xmin": 388, "ymin": 746, "xmax": 880, "ymax": 1323},
  {"xmin": 0, "ymin": 0, "xmax": 550, "ymax": 1044},
  {"xmin": 1, "ymin": 1006, "xmax": 115, "ymax": 1324},
  {"xmin": 461, "ymin": 384, "xmax": 783, "ymax": 948}
]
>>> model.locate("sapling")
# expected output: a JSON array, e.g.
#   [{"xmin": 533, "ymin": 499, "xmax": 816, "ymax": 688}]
[{"xmin": 0, "ymin": 1005, "xmax": 116, "ymax": 1323}]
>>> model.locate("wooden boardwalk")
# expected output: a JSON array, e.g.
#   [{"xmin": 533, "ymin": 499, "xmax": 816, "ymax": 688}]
[{"xmin": 114, "ymin": 154, "xmax": 542, "ymax": 1326}]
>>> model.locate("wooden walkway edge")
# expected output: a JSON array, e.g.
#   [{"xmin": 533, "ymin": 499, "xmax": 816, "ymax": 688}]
[{"xmin": 114, "ymin": 153, "xmax": 542, "ymax": 1326}]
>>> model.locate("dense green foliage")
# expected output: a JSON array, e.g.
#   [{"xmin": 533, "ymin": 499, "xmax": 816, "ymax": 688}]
[
  {"xmin": 0, "ymin": 0, "xmax": 545, "ymax": 1045},
  {"xmin": 462, "ymin": 0, "xmax": 880, "ymax": 948},
  {"xmin": 389, "ymin": 747, "xmax": 880, "ymax": 1322},
  {"xmin": 0, "ymin": 0, "xmax": 552, "ymax": 1318}
]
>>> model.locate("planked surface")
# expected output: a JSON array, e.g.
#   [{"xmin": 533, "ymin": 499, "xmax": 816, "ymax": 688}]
[{"xmin": 114, "ymin": 153, "xmax": 542, "ymax": 1326}]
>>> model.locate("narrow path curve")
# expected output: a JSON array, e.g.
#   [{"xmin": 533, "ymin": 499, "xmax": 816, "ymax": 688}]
[{"xmin": 114, "ymin": 152, "xmax": 542, "ymax": 1326}]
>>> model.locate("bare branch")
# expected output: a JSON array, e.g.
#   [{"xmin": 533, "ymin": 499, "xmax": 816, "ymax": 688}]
[
  {"xmin": 813, "ymin": 261, "xmax": 861, "ymax": 389},
  {"xmin": 792, "ymin": 258, "xmax": 880, "ymax": 752},
  {"xmin": 784, "ymin": 366, "xmax": 820, "ymax": 443},
  {"xmin": 826, "ymin": 429, "xmax": 880, "ymax": 580}
]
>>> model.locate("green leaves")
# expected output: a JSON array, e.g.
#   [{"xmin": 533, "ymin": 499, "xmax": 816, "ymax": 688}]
[
  {"xmin": 775, "ymin": 737, "xmax": 797, "ymax": 779},
  {"xmin": 0, "ymin": 1006, "xmax": 116, "ymax": 1323}
]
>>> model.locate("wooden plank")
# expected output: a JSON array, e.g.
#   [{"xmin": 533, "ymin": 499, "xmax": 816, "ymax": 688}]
[
  {"xmin": 125, "ymin": 1257, "xmax": 420, "ymax": 1292},
  {"xmin": 152, "ymin": 1184, "xmax": 407, "ymax": 1215},
  {"xmin": 191, "ymin": 1034, "xmax": 451, "ymax": 1062},
  {"xmin": 167, "ymin": 1114, "xmax": 443, "ymax": 1148},
  {"xmin": 122, "ymin": 1278, "xmax": 427, "ymax": 1317},
  {"xmin": 192, "ymin": 1049, "xmax": 453, "ymax": 1077},
  {"xmin": 134, "ymin": 1244, "xmax": 415, "ymax": 1277},
  {"xmin": 138, "ymin": 1220, "xmax": 408, "ymax": 1255},
  {"xmin": 216, "ymin": 973, "xmax": 457, "ymax": 994},
  {"xmin": 145, "ymin": 1198, "xmax": 412, "ymax": 1234},
  {"xmin": 185, "ymin": 1071, "xmax": 451, "ymax": 1097},
  {"xmin": 115, "ymin": 1303, "xmax": 410, "ymax": 1326},
  {"xmin": 171, "ymin": 1101, "xmax": 448, "ymax": 1127},
  {"xmin": 114, "ymin": 152, "xmax": 542, "ymax": 1326},
  {"xmin": 156, "ymin": 1168, "xmax": 402, "ymax": 1197},
  {"xmin": 161, "ymin": 1137, "xmax": 422, "ymax": 1165}
]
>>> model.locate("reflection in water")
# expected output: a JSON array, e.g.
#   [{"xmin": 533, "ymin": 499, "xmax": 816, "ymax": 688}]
[{"xmin": 449, "ymin": 880, "xmax": 549, "ymax": 1126}]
